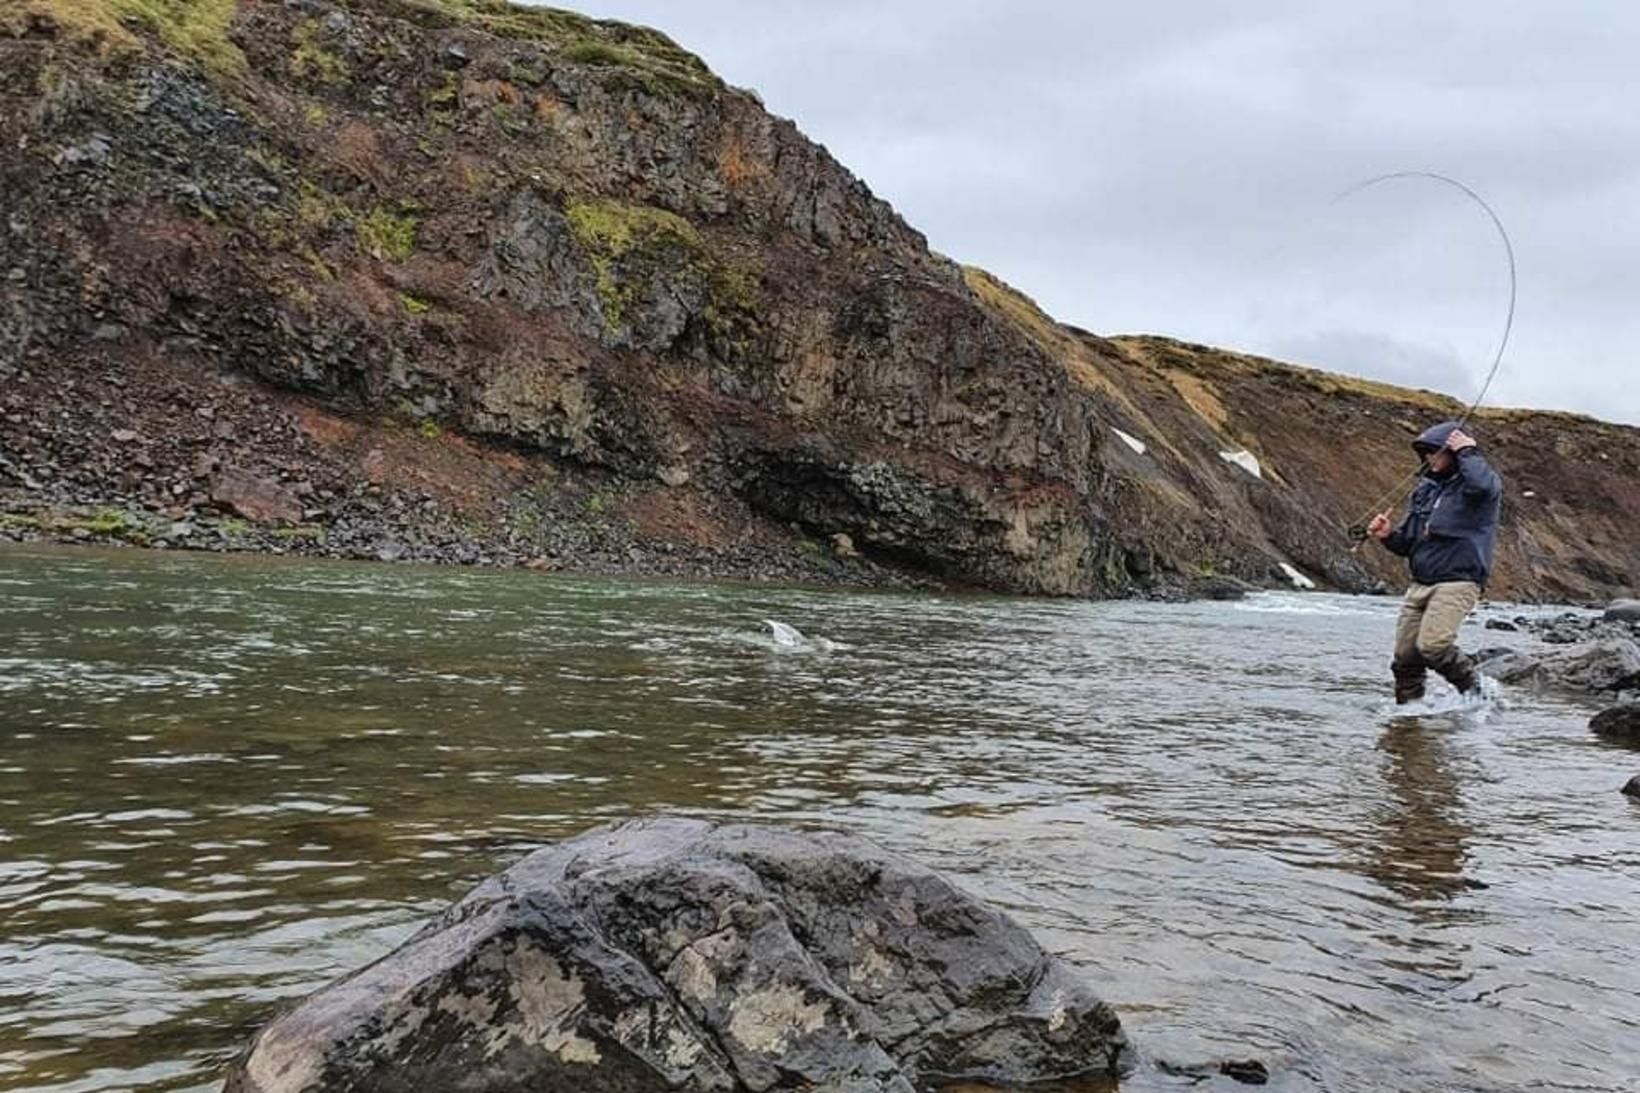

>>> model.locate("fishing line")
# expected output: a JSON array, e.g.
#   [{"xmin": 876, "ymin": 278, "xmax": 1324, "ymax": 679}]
[{"xmin": 1332, "ymin": 171, "xmax": 1517, "ymax": 544}]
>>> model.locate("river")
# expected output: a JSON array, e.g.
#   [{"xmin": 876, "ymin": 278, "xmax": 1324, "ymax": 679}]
[{"xmin": 0, "ymin": 545, "xmax": 1635, "ymax": 1092}]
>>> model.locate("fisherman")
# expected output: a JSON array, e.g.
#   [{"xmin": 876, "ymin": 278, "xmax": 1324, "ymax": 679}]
[{"xmin": 1366, "ymin": 421, "xmax": 1503, "ymax": 703}]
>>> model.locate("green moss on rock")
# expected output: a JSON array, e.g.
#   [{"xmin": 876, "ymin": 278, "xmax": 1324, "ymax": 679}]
[
  {"xmin": 388, "ymin": 0, "xmax": 719, "ymax": 94},
  {"xmin": 566, "ymin": 198, "xmax": 701, "ymax": 331},
  {"xmin": 290, "ymin": 17, "xmax": 347, "ymax": 83},
  {"xmin": 357, "ymin": 204, "xmax": 417, "ymax": 261},
  {"xmin": 7, "ymin": 0, "xmax": 245, "ymax": 74}
]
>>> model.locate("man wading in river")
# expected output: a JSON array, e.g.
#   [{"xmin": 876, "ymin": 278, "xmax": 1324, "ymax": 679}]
[{"xmin": 1366, "ymin": 421, "xmax": 1503, "ymax": 703}]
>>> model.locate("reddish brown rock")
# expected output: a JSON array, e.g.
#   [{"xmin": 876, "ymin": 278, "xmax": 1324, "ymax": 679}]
[{"xmin": 210, "ymin": 467, "xmax": 302, "ymax": 525}]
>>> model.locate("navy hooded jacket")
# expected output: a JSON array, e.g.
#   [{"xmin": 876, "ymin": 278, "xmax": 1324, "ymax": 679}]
[{"xmin": 1383, "ymin": 421, "xmax": 1503, "ymax": 586}]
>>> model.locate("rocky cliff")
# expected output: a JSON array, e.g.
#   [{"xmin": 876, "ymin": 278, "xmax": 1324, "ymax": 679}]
[{"xmin": 3, "ymin": 0, "xmax": 1636, "ymax": 600}]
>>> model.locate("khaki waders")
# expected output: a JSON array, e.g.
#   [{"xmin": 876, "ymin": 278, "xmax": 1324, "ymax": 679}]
[{"xmin": 1391, "ymin": 580, "xmax": 1482, "ymax": 702}]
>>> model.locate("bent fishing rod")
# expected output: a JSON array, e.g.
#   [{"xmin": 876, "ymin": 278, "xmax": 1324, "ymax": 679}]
[{"xmin": 1334, "ymin": 171, "xmax": 1517, "ymax": 545}]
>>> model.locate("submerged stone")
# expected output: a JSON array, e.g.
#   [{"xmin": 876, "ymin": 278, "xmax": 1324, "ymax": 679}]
[{"xmin": 223, "ymin": 818, "xmax": 1132, "ymax": 1092}]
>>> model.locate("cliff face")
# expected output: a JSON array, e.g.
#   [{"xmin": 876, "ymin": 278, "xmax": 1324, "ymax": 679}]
[{"xmin": 2, "ymin": 0, "xmax": 1636, "ymax": 600}]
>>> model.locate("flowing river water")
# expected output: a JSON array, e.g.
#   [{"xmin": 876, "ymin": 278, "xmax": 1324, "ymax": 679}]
[{"xmin": 0, "ymin": 545, "xmax": 1636, "ymax": 1093}]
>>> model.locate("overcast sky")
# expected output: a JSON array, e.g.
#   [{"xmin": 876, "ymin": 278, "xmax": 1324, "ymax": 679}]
[{"xmin": 570, "ymin": 2, "xmax": 1638, "ymax": 425}]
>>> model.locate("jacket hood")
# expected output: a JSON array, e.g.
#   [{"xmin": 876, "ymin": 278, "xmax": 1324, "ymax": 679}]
[{"xmin": 1414, "ymin": 420, "xmax": 1461, "ymax": 453}]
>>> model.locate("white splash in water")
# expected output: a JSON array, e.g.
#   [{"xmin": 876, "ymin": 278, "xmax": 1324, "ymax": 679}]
[
  {"xmin": 1383, "ymin": 675, "xmax": 1506, "ymax": 723},
  {"xmin": 761, "ymin": 620, "xmax": 838, "ymax": 654}
]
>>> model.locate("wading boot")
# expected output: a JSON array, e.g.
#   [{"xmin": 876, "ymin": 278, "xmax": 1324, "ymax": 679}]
[
  {"xmin": 1430, "ymin": 649, "xmax": 1480, "ymax": 695},
  {"xmin": 1392, "ymin": 659, "xmax": 1427, "ymax": 705}
]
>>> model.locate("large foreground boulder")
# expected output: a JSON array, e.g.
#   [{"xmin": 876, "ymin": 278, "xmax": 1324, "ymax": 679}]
[{"xmin": 224, "ymin": 819, "xmax": 1132, "ymax": 1092}]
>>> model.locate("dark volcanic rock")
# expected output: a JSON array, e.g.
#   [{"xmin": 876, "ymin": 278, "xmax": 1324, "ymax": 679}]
[
  {"xmin": 223, "ymin": 819, "xmax": 1132, "ymax": 1093},
  {"xmin": 1188, "ymin": 575, "xmax": 1256, "ymax": 601},
  {"xmin": 1591, "ymin": 703, "xmax": 1640, "ymax": 745},
  {"xmin": 1475, "ymin": 638, "xmax": 1640, "ymax": 696},
  {"xmin": 1220, "ymin": 1058, "xmax": 1272, "ymax": 1085},
  {"xmin": 1512, "ymin": 610, "xmax": 1640, "ymax": 645},
  {"xmin": 1623, "ymin": 775, "xmax": 1640, "ymax": 798}
]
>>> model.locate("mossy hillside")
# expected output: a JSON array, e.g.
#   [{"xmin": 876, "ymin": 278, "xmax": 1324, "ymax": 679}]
[
  {"xmin": 7, "ymin": 0, "xmax": 245, "ymax": 74},
  {"xmin": 6, "ymin": 0, "xmax": 719, "ymax": 96},
  {"xmin": 371, "ymin": 0, "xmax": 720, "ymax": 95}
]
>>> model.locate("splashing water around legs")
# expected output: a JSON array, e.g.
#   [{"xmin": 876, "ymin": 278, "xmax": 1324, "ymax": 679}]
[{"xmin": 1381, "ymin": 673, "xmax": 1505, "ymax": 722}]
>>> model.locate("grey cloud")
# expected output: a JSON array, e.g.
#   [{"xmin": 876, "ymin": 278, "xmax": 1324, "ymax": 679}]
[{"xmin": 570, "ymin": 1, "xmax": 1640, "ymax": 424}]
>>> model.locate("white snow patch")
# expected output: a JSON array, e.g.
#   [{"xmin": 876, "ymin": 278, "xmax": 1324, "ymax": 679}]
[
  {"xmin": 1522, "ymin": 489, "xmax": 1537, "ymax": 498},
  {"xmin": 1112, "ymin": 428, "xmax": 1147, "ymax": 455},
  {"xmin": 1279, "ymin": 563, "xmax": 1316, "ymax": 590},
  {"xmin": 1219, "ymin": 449, "xmax": 1262, "ymax": 478}
]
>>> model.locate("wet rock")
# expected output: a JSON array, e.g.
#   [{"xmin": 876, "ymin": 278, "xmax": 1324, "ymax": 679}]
[
  {"xmin": 1623, "ymin": 775, "xmax": 1640, "ymax": 798},
  {"xmin": 1475, "ymin": 638, "xmax": 1640, "ymax": 696},
  {"xmin": 1591, "ymin": 703, "xmax": 1640, "ymax": 745},
  {"xmin": 223, "ymin": 818, "xmax": 1132, "ymax": 1093},
  {"xmin": 1188, "ymin": 575, "xmax": 1255, "ymax": 601},
  {"xmin": 1484, "ymin": 618, "xmax": 1519, "ymax": 632},
  {"xmin": 211, "ymin": 467, "xmax": 302, "ymax": 525},
  {"xmin": 1509, "ymin": 611, "xmax": 1640, "ymax": 645},
  {"xmin": 1220, "ymin": 1058, "xmax": 1271, "ymax": 1085},
  {"xmin": 1158, "ymin": 1057, "xmax": 1270, "ymax": 1086},
  {"xmin": 1605, "ymin": 599, "xmax": 1640, "ymax": 623}
]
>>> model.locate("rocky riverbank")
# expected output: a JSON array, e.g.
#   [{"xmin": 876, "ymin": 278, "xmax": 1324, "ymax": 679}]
[
  {"xmin": 0, "ymin": 344, "xmax": 926, "ymax": 588},
  {"xmin": 1474, "ymin": 602, "xmax": 1640, "ymax": 794}
]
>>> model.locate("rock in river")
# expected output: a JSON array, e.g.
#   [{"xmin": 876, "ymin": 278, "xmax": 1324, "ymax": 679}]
[
  {"xmin": 1591, "ymin": 703, "xmax": 1640, "ymax": 746},
  {"xmin": 223, "ymin": 818, "xmax": 1133, "ymax": 1092},
  {"xmin": 1604, "ymin": 599, "xmax": 1640, "ymax": 624},
  {"xmin": 1475, "ymin": 638, "xmax": 1640, "ymax": 696}
]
